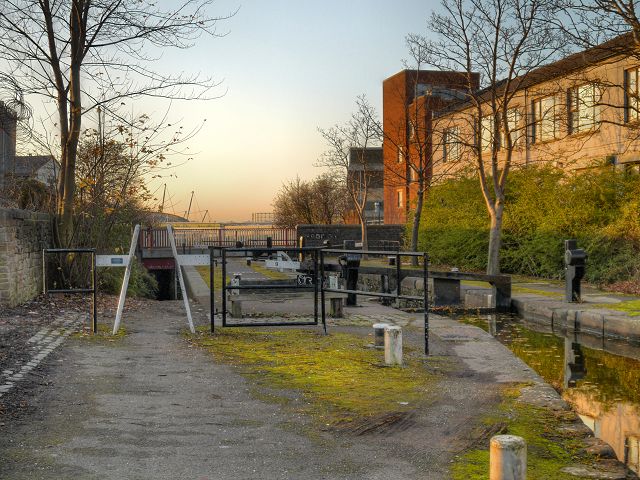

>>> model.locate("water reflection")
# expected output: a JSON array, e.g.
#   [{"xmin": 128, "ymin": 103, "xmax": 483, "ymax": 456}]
[{"xmin": 457, "ymin": 314, "xmax": 640, "ymax": 474}]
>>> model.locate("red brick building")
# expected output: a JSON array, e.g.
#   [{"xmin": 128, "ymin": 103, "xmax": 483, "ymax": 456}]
[{"xmin": 382, "ymin": 70, "xmax": 478, "ymax": 224}]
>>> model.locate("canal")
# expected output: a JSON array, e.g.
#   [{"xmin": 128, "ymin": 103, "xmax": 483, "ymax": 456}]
[{"xmin": 455, "ymin": 313, "xmax": 640, "ymax": 474}]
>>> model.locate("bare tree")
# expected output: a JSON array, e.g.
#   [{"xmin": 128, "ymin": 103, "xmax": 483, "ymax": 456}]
[
  {"xmin": 272, "ymin": 174, "xmax": 348, "ymax": 228},
  {"xmin": 317, "ymin": 96, "xmax": 382, "ymax": 251},
  {"xmin": 0, "ymin": 1, "xmax": 231, "ymax": 245},
  {"xmin": 378, "ymin": 37, "xmax": 471, "ymax": 264},
  {"xmin": 415, "ymin": 0, "xmax": 562, "ymax": 274}
]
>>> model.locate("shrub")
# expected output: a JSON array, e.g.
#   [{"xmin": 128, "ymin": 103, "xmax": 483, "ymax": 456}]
[{"xmin": 416, "ymin": 165, "xmax": 640, "ymax": 287}]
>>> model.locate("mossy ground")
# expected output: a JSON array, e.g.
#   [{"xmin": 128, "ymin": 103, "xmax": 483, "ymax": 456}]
[
  {"xmin": 186, "ymin": 327, "xmax": 440, "ymax": 426},
  {"xmin": 195, "ymin": 265, "xmax": 223, "ymax": 289},
  {"xmin": 511, "ymin": 285, "xmax": 564, "ymax": 298},
  {"xmin": 70, "ymin": 323, "xmax": 126, "ymax": 341},
  {"xmin": 594, "ymin": 298, "xmax": 640, "ymax": 316},
  {"xmin": 248, "ymin": 262, "xmax": 290, "ymax": 279},
  {"xmin": 452, "ymin": 386, "xmax": 599, "ymax": 480}
]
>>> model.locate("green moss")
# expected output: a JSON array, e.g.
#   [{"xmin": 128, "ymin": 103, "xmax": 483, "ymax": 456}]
[
  {"xmin": 249, "ymin": 263, "xmax": 290, "ymax": 279},
  {"xmin": 71, "ymin": 323, "xmax": 127, "ymax": 340},
  {"xmin": 452, "ymin": 386, "xmax": 597, "ymax": 480},
  {"xmin": 195, "ymin": 265, "xmax": 223, "ymax": 289},
  {"xmin": 187, "ymin": 327, "xmax": 440, "ymax": 426},
  {"xmin": 592, "ymin": 298, "xmax": 640, "ymax": 316}
]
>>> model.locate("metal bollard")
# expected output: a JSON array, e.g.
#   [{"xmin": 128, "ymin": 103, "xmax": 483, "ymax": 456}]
[
  {"xmin": 384, "ymin": 325, "xmax": 402, "ymax": 365},
  {"xmin": 373, "ymin": 323, "xmax": 388, "ymax": 348},
  {"xmin": 490, "ymin": 435, "xmax": 526, "ymax": 480}
]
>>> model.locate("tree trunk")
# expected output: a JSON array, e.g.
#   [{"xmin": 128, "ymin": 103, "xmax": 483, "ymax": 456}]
[
  {"xmin": 410, "ymin": 187, "xmax": 425, "ymax": 266},
  {"xmin": 57, "ymin": 1, "xmax": 85, "ymax": 246},
  {"xmin": 486, "ymin": 202, "xmax": 504, "ymax": 275},
  {"xmin": 360, "ymin": 214, "xmax": 368, "ymax": 252}
]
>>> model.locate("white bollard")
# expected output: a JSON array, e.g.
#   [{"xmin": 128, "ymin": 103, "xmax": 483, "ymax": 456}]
[
  {"xmin": 373, "ymin": 323, "xmax": 388, "ymax": 348},
  {"xmin": 490, "ymin": 435, "xmax": 527, "ymax": 480},
  {"xmin": 384, "ymin": 325, "xmax": 402, "ymax": 365}
]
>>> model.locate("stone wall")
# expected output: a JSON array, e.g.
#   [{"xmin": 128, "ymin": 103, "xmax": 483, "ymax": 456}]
[
  {"xmin": 296, "ymin": 224, "xmax": 405, "ymax": 249},
  {"xmin": 0, "ymin": 208, "xmax": 52, "ymax": 306}
]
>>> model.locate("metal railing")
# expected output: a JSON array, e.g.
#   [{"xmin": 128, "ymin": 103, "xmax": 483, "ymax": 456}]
[
  {"xmin": 42, "ymin": 248, "xmax": 97, "ymax": 333},
  {"xmin": 319, "ymin": 248, "xmax": 430, "ymax": 355},
  {"xmin": 140, "ymin": 226, "xmax": 297, "ymax": 249}
]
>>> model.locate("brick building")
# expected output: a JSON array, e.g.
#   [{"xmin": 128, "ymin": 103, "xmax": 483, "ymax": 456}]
[
  {"xmin": 382, "ymin": 33, "xmax": 640, "ymax": 224},
  {"xmin": 346, "ymin": 146, "xmax": 384, "ymax": 224}
]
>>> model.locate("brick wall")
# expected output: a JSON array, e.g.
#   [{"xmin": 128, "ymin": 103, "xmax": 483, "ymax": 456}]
[
  {"xmin": 296, "ymin": 224, "xmax": 405, "ymax": 249},
  {"xmin": 0, "ymin": 208, "xmax": 52, "ymax": 306}
]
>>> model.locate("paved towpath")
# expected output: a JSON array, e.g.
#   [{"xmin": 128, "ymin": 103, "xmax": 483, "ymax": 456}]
[{"xmin": 0, "ymin": 294, "xmax": 554, "ymax": 480}]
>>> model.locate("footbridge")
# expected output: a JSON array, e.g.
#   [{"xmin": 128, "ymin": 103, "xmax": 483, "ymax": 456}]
[{"xmin": 138, "ymin": 224, "xmax": 297, "ymax": 299}]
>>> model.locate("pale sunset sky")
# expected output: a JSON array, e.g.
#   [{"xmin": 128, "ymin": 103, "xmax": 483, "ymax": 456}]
[{"xmin": 26, "ymin": 0, "xmax": 438, "ymax": 222}]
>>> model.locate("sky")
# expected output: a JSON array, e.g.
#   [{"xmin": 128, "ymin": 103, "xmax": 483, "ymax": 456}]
[
  {"xmin": 10, "ymin": 1, "xmax": 438, "ymax": 222},
  {"xmin": 135, "ymin": 0, "xmax": 439, "ymax": 222}
]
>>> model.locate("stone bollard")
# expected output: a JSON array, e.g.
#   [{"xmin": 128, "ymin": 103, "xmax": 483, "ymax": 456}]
[
  {"xmin": 384, "ymin": 325, "xmax": 402, "ymax": 365},
  {"xmin": 373, "ymin": 323, "xmax": 388, "ymax": 348},
  {"xmin": 490, "ymin": 435, "xmax": 527, "ymax": 480}
]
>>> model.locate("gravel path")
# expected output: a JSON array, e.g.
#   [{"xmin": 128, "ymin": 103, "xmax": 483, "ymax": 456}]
[{"xmin": 0, "ymin": 298, "xmax": 509, "ymax": 480}]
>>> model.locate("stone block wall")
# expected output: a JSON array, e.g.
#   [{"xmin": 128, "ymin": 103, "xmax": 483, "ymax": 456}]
[
  {"xmin": 296, "ymin": 224, "xmax": 405, "ymax": 249},
  {"xmin": 0, "ymin": 208, "xmax": 52, "ymax": 306}
]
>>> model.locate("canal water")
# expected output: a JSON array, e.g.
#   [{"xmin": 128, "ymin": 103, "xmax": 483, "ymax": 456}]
[{"xmin": 456, "ymin": 313, "xmax": 640, "ymax": 474}]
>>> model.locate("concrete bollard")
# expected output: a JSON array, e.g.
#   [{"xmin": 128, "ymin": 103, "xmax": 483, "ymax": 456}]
[
  {"xmin": 490, "ymin": 435, "xmax": 527, "ymax": 480},
  {"xmin": 373, "ymin": 323, "xmax": 388, "ymax": 348},
  {"xmin": 384, "ymin": 325, "xmax": 402, "ymax": 365}
]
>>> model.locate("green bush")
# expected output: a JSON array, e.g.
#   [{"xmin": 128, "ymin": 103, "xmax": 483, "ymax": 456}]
[
  {"xmin": 415, "ymin": 165, "xmax": 640, "ymax": 286},
  {"xmin": 99, "ymin": 260, "xmax": 158, "ymax": 298}
]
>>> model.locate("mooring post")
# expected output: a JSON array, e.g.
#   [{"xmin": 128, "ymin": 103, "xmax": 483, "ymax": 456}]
[
  {"xmin": 490, "ymin": 435, "xmax": 527, "ymax": 480},
  {"xmin": 384, "ymin": 325, "xmax": 402, "ymax": 365},
  {"xmin": 373, "ymin": 323, "xmax": 388, "ymax": 348}
]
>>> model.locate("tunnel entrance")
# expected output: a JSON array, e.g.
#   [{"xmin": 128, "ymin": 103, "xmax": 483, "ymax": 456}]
[{"xmin": 150, "ymin": 269, "xmax": 176, "ymax": 300}]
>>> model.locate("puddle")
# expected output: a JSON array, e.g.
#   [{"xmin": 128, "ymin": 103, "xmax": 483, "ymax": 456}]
[{"xmin": 454, "ymin": 313, "xmax": 640, "ymax": 474}]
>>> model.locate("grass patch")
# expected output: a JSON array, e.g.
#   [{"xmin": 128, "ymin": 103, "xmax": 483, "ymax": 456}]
[
  {"xmin": 195, "ymin": 265, "xmax": 223, "ymax": 290},
  {"xmin": 249, "ymin": 262, "xmax": 290, "ymax": 280},
  {"xmin": 71, "ymin": 323, "xmax": 127, "ymax": 341},
  {"xmin": 452, "ymin": 386, "xmax": 597, "ymax": 480},
  {"xmin": 592, "ymin": 298, "xmax": 640, "ymax": 316},
  {"xmin": 512, "ymin": 285, "xmax": 563, "ymax": 298},
  {"xmin": 461, "ymin": 280, "xmax": 492, "ymax": 288},
  {"xmin": 187, "ymin": 327, "xmax": 439, "ymax": 426}
]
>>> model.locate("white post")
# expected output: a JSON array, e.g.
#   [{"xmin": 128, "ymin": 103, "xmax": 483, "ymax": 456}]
[
  {"xmin": 113, "ymin": 224, "xmax": 140, "ymax": 335},
  {"xmin": 168, "ymin": 225, "xmax": 195, "ymax": 333},
  {"xmin": 384, "ymin": 325, "xmax": 402, "ymax": 365},
  {"xmin": 490, "ymin": 435, "xmax": 527, "ymax": 480}
]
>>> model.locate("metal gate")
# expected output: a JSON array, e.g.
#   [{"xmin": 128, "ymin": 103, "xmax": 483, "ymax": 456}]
[{"xmin": 210, "ymin": 246, "xmax": 325, "ymax": 333}]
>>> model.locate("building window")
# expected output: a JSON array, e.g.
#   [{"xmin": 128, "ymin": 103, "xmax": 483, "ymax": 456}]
[
  {"xmin": 396, "ymin": 189, "xmax": 403, "ymax": 208},
  {"xmin": 626, "ymin": 67, "xmax": 639, "ymax": 123},
  {"xmin": 533, "ymin": 95, "xmax": 559, "ymax": 142},
  {"xmin": 443, "ymin": 127, "xmax": 460, "ymax": 162},
  {"xmin": 503, "ymin": 108, "xmax": 522, "ymax": 147},
  {"xmin": 569, "ymin": 83, "xmax": 601, "ymax": 133},
  {"xmin": 397, "ymin": 146, "xmax": 404, "ymax": 163},
  {"xmin": 410, "ymin": 165, "xmax": 419, "ymax": 181},
  {"xmin": 480, "ymin": 115, "xmax": 495, "ymax": 151}
]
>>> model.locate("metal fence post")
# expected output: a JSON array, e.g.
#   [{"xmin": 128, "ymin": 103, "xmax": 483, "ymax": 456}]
[
  {"xmin": 222, "ymin": 248, "xmax": 227, "ymax": 327},
  {"xmin": 423, "ymin": 252, "xmax": 429, "ymax": 356},
  {"xmin": 209, "ymin": 246, "xmax": 215, "ymax": 334}
]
